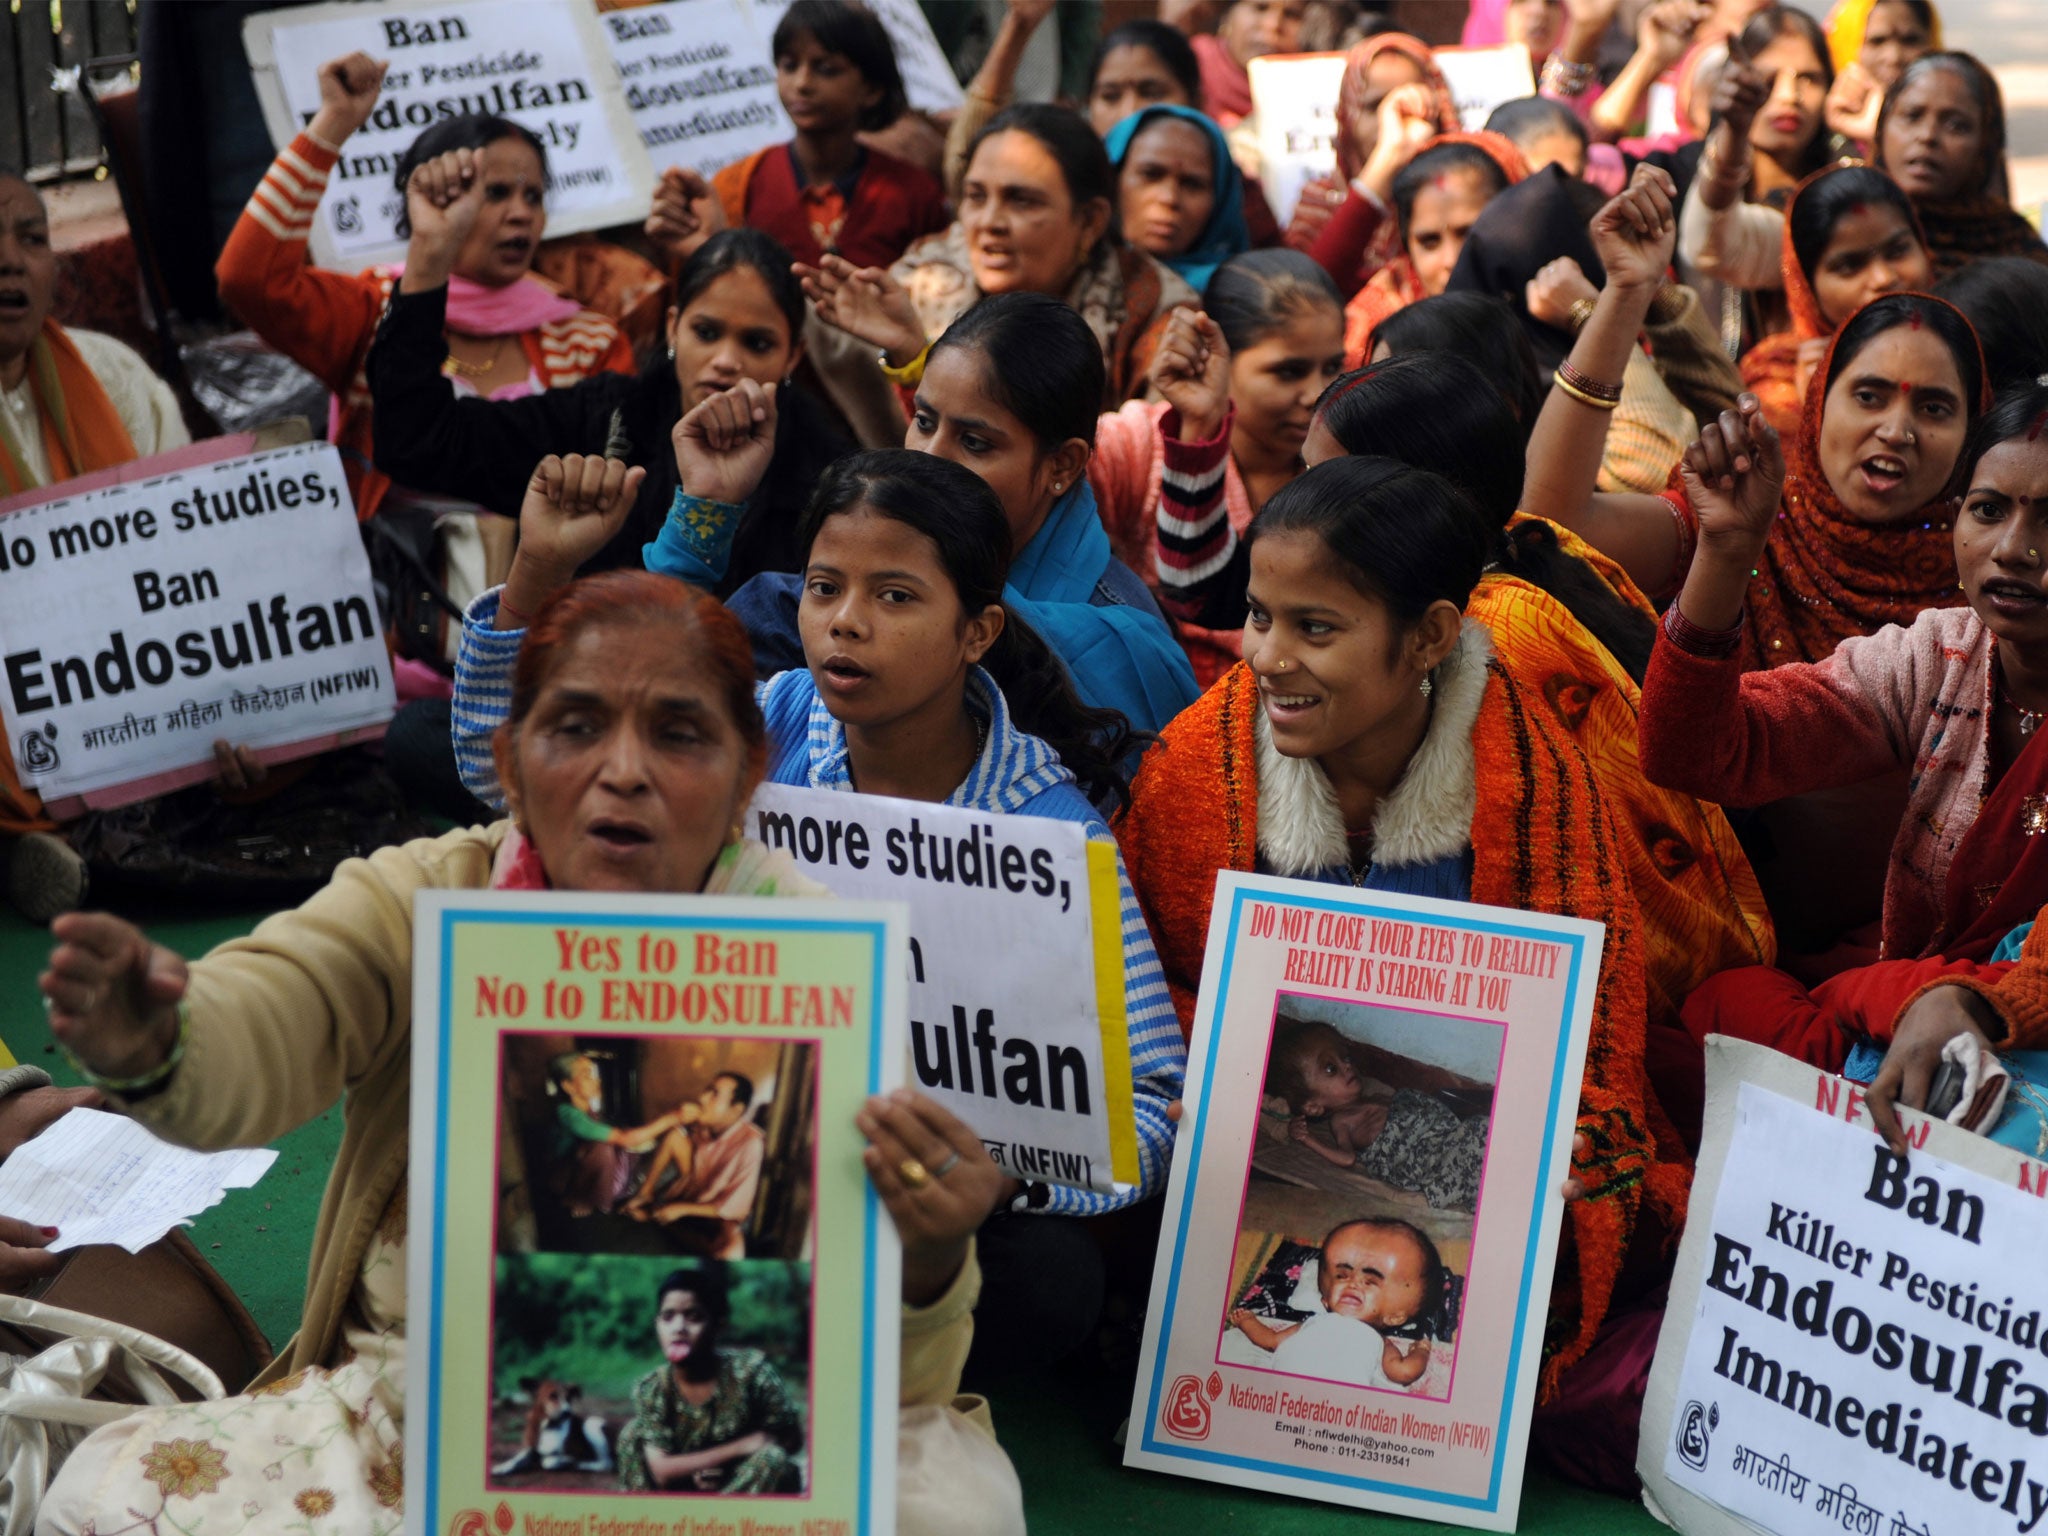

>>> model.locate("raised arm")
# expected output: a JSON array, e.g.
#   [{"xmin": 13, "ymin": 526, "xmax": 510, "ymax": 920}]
[
  {"xmin": 214, "ymin": 52, "xmax": 392, "ymax": 390},
  {"xmin": 945, "ymin": 0, "xmax": 1051, "ymax": 198},
  {"xmin": 1145, "ymin": 308, "xmax": 1254, "ymax": 629},
  {"xmin": 1676, "ymin": 49, "xmax": 1781, "ymax": 289},
  {"xmin": 1523, "ymin": 164, "xmax": 1691, "ymax": 596},
  {"xmin": 794, "ymin": 254, "xmax": 929, "ymax": 374},
  {"xmin": 1589, "ymin": 0, "xmax": 1710, "ymax": 141}
]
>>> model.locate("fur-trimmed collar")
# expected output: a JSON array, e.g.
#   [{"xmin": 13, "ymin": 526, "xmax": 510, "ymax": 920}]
[{"xmin": 1253, "ymin": 623, "xmax": 1493, "ymax": 877}]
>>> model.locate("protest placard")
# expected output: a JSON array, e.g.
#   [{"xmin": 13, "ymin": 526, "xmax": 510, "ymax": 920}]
[
  {"xmin": 753, "ymin": 0, "xmax": 965, "ymax": 116},
  {"xmin": 0, "ymin": 442, "xmax": 394, "ymax": 809},
  {"xmin": 1124, "ymin": 873, "xmax": 1600, "ymax": 1529},
  {"xmin": 409, "ymin": 888, "xmax": 905, "ymax": 1531},
  {"xmin": 242, "ymin": 0, "xmax": 652, "ymax": 270},
  {"xmin": 605, "ymin": 0, "xmax": 791, "ymax": 181},
  {"xmin": 1247, "ymin": 52, "xmax": 1346, "ymax": 229},
  {"xmin": 747, "ymin": 782, "xmax": 1139, "ymax": 1194},
  {"xmin": 1639, "ymin": 1038, "xmax": 2048, "ymax": 1536},
  {"xmin": 1433, "ymin": 46, "xmax": 1537, "ymax": 131}
]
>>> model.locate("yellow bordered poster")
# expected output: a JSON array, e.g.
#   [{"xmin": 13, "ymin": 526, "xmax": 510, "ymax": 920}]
[{"xmin": 407, "ymin": 890, "xmax": 906, "ymax": 1535}]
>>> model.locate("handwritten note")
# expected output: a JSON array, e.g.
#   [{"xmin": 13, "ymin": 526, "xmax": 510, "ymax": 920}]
[{"xmin": 0, "ymin": 1108, "xmax": 278, "ymax": 1252}]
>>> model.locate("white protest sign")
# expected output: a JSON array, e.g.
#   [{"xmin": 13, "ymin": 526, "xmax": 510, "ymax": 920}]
[
  {"xmin": 748, "ymin": 782, "xmax": 1137, "ymax": 1193},
  {"xmin": 1247, "ymin": 52, "xmax": 1346, "ymax": 230},
  {"xmin": 0, "ymin": 443, "xmax": 395, "ymax": 805},
  {"xmin": 606, "ymin": 0, "xmax": 791, "ymax": 180},
  {"xmin": 1641, "ymin": 1039, "xmax": 2048, "ymax": 1536},
  {"xmin": 1433, "ymin": 45, "xmax": 1536, "ymax": 132},
  {"xmin": 242, "ymin": 0, "xmax": 652, "ymax": 270},
  {"xmin": 753, "ymin": 0, "xmax": 964, "ymax": 116}
]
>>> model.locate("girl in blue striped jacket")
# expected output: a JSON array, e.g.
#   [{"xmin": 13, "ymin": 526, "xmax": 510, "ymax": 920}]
[{"xmin": 450, "ymin": 446, "xmax": 1185, "ymax": 1375}]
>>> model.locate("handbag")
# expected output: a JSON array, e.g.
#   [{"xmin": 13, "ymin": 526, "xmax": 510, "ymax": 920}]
[{"xmin": 0, "ymin": 1289, "xmax": 225, "ymax": 1536}]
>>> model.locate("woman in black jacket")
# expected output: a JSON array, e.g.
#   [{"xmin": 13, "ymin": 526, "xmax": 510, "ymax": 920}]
[{"xmin": 368, "ymin": 228, "xmax": 851, "ymax": 592}]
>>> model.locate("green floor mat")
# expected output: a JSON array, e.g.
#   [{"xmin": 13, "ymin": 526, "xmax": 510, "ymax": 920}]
[{"xmin": 0, "ymin": 905, "xmax": 337, "ymax": 1349}]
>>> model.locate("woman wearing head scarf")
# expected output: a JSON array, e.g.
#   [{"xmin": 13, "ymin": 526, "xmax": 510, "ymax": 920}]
[
  {"xmin": 1104, "ymin": 104, "xmax": 1251, "ymax": 295},
  {"xmin": 1341, "ymin": 132, "xmax": 1529, "ymax": 359},
  {"xmin": 1288, "ymin": 33, "xmax": 1459, "ymax": 287},
  {"xmin": 1876, "ymin": 51, "xmax": 2048, "ymax": 280},
  {"xmin": 1738, "ymin": 163, "xmax": 1933, "ymax": 436}
]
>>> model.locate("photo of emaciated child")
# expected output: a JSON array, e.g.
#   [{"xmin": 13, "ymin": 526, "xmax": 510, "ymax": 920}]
[{"xmin": 1216, "ymin": 995, "xmax": 1502, "ymax": 1401}]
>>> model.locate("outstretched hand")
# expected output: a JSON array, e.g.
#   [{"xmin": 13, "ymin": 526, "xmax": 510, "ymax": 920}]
[
  {"xmin": 1679, "ymin": 393, "xmax": 1785, "ymax": 553},
  {"xmin": 645, "ymin": 167, "xmax": 722, "ymax": 264},
  {"xmin": 1151, "ymin": 307, "xmax": 1231, "ymax": 443},
  {"xmin": 674, "ymin": 378, "xmax": 779, "ymax": 506},
  {"xmin": 38, "ymin": 913, "xmax": 187, "ymax": 1085},
  {"xmin": 794, "ymin": 255, "xmax": 926, "ymax": 365},
  {"xmin": 1588, "ymin": 163, "xmax": 1678, "ymax": 294}
]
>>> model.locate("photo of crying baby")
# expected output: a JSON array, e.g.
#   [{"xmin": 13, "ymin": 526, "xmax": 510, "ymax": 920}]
[
  {"xmin": 496, "ymin": 1032, "xmax": 818, "ymax": 1262},
  {"xmin": 1217, "ymin": 994, "xmax": 1504, "ymax": 1401}
]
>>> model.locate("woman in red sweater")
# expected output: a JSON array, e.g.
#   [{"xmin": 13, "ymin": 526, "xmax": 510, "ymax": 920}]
[{"xmin": 214, "ymin": 51, "xmax": 634, "ymax": 524}]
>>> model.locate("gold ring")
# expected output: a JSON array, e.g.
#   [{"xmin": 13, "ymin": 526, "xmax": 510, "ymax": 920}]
[{"xmin": 897, "ymin": 1157, "xmax": 930, "ymax": 1190}]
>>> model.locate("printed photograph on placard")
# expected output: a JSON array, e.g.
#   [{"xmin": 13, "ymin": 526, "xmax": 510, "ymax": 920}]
[
  {"xmin": 489, "ymin": 1253, "xmax": 811, "ymax": 1497},
  {"xmin": 497, "ymin": 1032, "xmax": 817, "ymax": 1262},
  {"xmin": 1218, "ymin": 993, "xmax": 1502, "ymax": 1401}
]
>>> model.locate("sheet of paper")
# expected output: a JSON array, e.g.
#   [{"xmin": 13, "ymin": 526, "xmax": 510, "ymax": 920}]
[{"xmin": 0, "ymin": 1108, "xmax": 278, "ymax": 1253}]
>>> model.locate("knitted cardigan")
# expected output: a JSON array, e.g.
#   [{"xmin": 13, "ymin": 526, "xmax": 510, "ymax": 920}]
[{"xmin": 1116, "ymin": 647, "xmax": 1692, "ymax": 1394}]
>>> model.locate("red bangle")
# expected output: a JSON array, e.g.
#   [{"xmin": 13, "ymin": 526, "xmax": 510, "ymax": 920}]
[
  {"xmin": 496, "ymin": 592, "xmax": 535, "ymax": 628},
  {"xmin": 1556, "ymin": 358, "xmax": 1623, "ymax": 404},
  {"xmin": 1662, "ymin": 602, "xmax": 1744, "ymax": 660}
]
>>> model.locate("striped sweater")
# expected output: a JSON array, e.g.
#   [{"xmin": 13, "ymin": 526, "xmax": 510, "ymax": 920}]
[
  {"xmin": 215, "ymin": 133, "xmax": 634, "ymax": 521},
  {"xmin": 451, "ymin": 590, "xmax": 1186, "ymax": 1215}
]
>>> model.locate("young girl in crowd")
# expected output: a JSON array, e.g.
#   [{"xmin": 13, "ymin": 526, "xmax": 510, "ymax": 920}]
[
  {"xmin": 1090, "ymin": 249, "xmax": 1345, "ymax": 684},
  {"xmin": 1876, "ymin": 51, "xmax": 2048, "ymax": 278},
  {"xmin": 1737, "ymin": 165, "xmax": 1934, "ymax": 436},
  {"xmin": 882, "ymin": 104, "xmax": 1199, "ymax": 407},
  {"xmin": 1343, "ymin": 135, "xmax": 1529, "ymax": 364},
  {"xmin": 449, "ymin": 445, "xmax": 1185, "ymax": 1373},
  {"xmin": 1087, "ymin": 18, "xmax": 1206, "ymax": 136},
  {"xmin": 1114, "ymin": 452, "xmax": 1690, "ymax": 1472},
  {"xmin": 1191, "ymin": 0, "xmax": 1307, "ymax": 127},
  {"xmin": 1824, "ymin": 0, "xmax": 1938, "ymax": 144},
  {"xmin": 1230, "ymin": 1218, "xmax": 1446, "ymax": 1392},
  {"xmin": 216, "ymin": 52, "xmax": 633, "ymax": 524},
  {"xmin": 667, "ymin": 0, "xmax": 946, "ymax": 273},
  {"xmin": 607, "ymin": 292, "xmax": 1196, "ymax": 732},
  {"xmin": 1104, "ymin": 104, "xmax": 1249, "ymax": 294},
  {"xmin": 1289, "ymin": 32, "xmax": 1458, "ymax": 269},
  {"xmin": 33, "ymin": 537, "xmax": 1024, "ymax": 1535},
  {"xmin": 371, "ymin": 229, "xmax": 848, "ymax": 591},
  {"xmin": 0, "ymin": 171, "xmax": 189, "ymax": 918},
  {"xmin": 1642, "ymin": 382, "xmax": 2048, "ymax": 1090},
  {"xmin": 1529, "ymin": 177, "xmax": 1987, "ymax": 667}
]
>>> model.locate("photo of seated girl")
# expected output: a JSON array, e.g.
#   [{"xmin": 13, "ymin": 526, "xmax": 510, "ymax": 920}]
[
  {"xmin": 616, "ymin": 1263, "xmax": 806, "ymax": 1495},
  {"xmin": 1227, "ymin": 1218, "xmax": 1447, "ymax": 1393}
]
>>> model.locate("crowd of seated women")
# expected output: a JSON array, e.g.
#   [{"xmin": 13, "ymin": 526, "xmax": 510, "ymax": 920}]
[{"xmin": 13, "ymin": 0, "xmax": 2048, "ymax": 1528}]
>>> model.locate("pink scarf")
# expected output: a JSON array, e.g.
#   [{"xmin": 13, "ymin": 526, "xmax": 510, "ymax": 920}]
[{"xmin": 383, "ymin": 265, "xmax": 584, "ymax": 337}]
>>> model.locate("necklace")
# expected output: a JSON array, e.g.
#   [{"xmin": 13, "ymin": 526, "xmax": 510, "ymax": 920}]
[
  {"xmin": 2003, "ymin": 683, "xmax": 2046, "ymax": 738},
  {"xmin": 443, "ymin": 342, "xmax": 504, "ymax": 379}
]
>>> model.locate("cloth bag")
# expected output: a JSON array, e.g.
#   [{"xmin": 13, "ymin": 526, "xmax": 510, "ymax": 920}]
[{"xmin": 0, "ymin": 1292, "xmax": 224, "ymax": 1535}]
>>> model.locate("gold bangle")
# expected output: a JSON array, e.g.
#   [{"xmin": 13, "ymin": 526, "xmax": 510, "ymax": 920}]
[
  {"xmin": 1554, "ymin": 372, "xmax": 1622, "ymax": 411},
  {"xmin": 879, "ymin": 342, "xmax": 931, "ymax": 387}
]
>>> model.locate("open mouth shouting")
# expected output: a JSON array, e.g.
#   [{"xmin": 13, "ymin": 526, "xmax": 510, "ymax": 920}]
[
  {"xmin": 818, "ymin": 652, "xmax": 874, "ymax": 699},
  {"xmin": 1857, "ymin": 452, "xmax": 1911, "ymax": 497},
  {"xmin": 584, "ymin": 816, "xmax": 655, "ymax": 858},
  {"xmin": 1979, "ymin": 577, "xmax": 2048, "ymax": 622}
]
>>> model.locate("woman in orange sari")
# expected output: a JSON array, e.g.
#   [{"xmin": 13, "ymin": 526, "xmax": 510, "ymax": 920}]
[
  {"xmin": 1, "ymin": 172, "xmax": 189, "ymax": 917},
  {"xmin": 1341, "ymin": 134, "xmax": 1529, "ymax": 366},
  {"xmin": 1740, "ymin": 163, "xmax": 1932, "ymax": 436}
]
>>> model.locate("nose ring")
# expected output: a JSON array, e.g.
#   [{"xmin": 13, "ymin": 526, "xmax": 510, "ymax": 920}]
[
  {"xmin": 1273, "ymin": 659, "xmax": 1290, "ymax": 672},
  {"xmin": 1901, "ymin": 431, "xmax": 1916, "ymax": 446}
]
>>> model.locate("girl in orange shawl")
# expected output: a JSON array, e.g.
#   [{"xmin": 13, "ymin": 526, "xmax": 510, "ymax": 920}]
[
  {"xmin": 1341, "ymin": 134, "xmax": 1529, "ymax": 368},
  {"xmin": 1116, "ymin": 454, "xmax": 1690, "ymax": 1480},
  {"xmin": 1740, "ymin": 163, "xmax": 1932, "ymax": 436},
  {"xmin": 1, "ymin": 172, "xmax": 189, "ymax": 909},
  {"xmin": 1526, "ymin": 177, "xmax": 1987, "ymax": 668},
  {"xmin": 1289, "ymin": 33, "xmax": 1459, "ymax": 277}
]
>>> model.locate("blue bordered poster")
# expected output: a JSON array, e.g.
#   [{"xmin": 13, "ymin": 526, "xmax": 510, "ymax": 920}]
[
  {"xmin": 407, "ymin": 889, "xmax": 905, "ymax": 1536},
  {"xmin": 1124, "ymin": 872, "xmax": 1600, "ymax": 1529}
]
